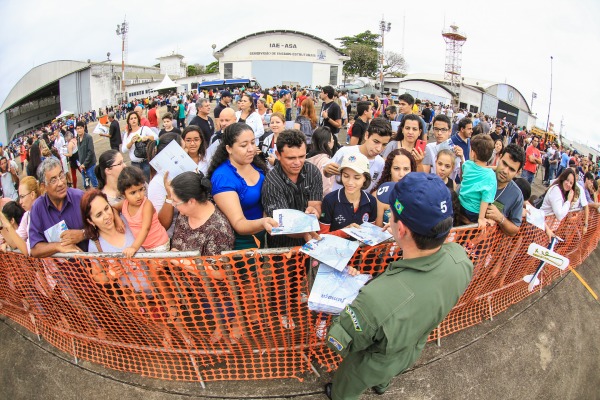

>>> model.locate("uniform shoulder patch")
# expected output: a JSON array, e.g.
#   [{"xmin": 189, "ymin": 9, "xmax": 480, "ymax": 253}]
[
  {"xmin": 345, "ymin": 305, "xmax": 362, "ymax": 332},
  {"xmin": 328, "ymin": 336, "xmax": 344, "ymax": 351}
]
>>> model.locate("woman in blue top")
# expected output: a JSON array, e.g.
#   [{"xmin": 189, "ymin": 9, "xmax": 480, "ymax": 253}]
[{"xmin": 208, "ymin": 123, "xmax": 278, "ymax": 250}]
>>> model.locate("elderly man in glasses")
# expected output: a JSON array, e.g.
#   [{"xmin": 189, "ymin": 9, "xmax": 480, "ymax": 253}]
[{"xmin": 29, "ymin": 158, "xmax": 123, "ymax": 257}]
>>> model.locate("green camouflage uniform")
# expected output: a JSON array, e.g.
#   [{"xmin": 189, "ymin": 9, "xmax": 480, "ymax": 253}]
[{"xmin": 326, "ymin": 242, "xmax": 473, "ymax": 399}]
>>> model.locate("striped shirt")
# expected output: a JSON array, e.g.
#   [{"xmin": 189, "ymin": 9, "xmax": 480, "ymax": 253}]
[{"xmin": 261, "ymin": 161, "xmax": 323, "ymax": 248}]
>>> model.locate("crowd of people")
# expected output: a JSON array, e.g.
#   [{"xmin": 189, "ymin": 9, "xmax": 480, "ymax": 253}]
[{"xmin": 1, "ymin": 84, "xmax": 598, "ymax": 399}]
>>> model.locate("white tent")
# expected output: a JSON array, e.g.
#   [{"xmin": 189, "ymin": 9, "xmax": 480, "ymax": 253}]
[
  {"xmin": 153, "ymin": 74, "xmax": 180, "ymax": 91},
  {"xmin": 56, "ymin": 110, "xmax": 75, "ymax": 119}
]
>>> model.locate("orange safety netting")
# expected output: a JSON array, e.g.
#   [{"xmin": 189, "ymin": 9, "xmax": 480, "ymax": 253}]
[{"xmin": 0, "ymin": 209, "xmax": 598, "ymax": 382}]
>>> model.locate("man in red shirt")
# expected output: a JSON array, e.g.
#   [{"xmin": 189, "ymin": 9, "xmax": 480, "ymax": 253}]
[
  {"xmin": 147, "ymin": 101, "xmax": 159, "ymax": 134},
  {"xmin": 521, "ymin": 135, "xmax": 542, "ymax": 184}
]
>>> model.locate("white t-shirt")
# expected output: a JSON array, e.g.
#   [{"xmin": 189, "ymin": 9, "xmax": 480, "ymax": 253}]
[
  {"xmin": 326, "ymin": 145, "xmax": 384, "ymax": 193},
  {"xmin": 541, "ymin": 183, "xmax": 588, "ymax": 223},
  {"xmin": 147, "ymin": 173, "xmax": 177, "ymax": 236},
  {"xmin": 122, "ymin": 126, "xmax": 157, "ymax": 163}
]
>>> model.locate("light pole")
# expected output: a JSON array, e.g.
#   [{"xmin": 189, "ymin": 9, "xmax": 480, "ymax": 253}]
[
  {"xmin": 116, "ymin": 18, "xmax": 128, "ymax": 103},
  {"xmin": 546, "ymin": 56, "xmax": 553, "ymax": 132},
  {"xmin": 531, "ymin": 92, "xmax": 537, "ymax": 112},
  {"xmin": 379, "ymin": 17, "xmax": 391, "ymax": 93}
]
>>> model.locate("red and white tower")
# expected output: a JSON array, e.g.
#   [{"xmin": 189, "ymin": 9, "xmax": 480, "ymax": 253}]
[{"xmin": 442, "ymin": 24, "xmax": 467, "ymax": 108}]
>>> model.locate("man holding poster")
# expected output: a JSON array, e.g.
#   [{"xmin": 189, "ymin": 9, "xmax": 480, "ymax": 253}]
[{"xmin": 324, "ymin": 173, "xmax": 473, "ymax": 399}]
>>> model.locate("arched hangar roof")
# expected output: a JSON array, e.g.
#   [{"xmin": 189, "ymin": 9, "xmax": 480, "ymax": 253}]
[
  {"xmin": 1, "ymin": 60, "xmax": 90, "ymax": 113},
  {"xmin": 218, "ymin": 30, "xmax": 347, "ymax": 56}
]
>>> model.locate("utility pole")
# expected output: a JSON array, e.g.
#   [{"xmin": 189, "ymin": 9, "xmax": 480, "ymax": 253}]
[
  {"xmin": 116, "ymin": 17, "xmax": 129, "ymax": 103},
  {"xmin": 379, "ymin": 17, "xmax": 391, "ymax": 94},
  {"xmin": 546, "ymin": 56, "xmax": 553, "ymax": 132}
]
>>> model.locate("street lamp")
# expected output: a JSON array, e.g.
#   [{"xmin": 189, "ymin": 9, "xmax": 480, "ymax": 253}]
[
  {"xmin": 116, "ymin": 18, "xmax": 128, "ymax": 103},
  {"xmin": 379, "ymin": 17, "xmax": 391, "ymax": 94}
]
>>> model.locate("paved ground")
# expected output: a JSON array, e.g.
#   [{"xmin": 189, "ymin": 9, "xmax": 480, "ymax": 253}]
[{"xmin": 1, "ymin": 246, "xmax": 599, "ymax": 399}]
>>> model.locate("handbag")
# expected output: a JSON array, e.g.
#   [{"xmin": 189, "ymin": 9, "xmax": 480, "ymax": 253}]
[{"xmin": 133, "ymin": 127, "xmax": 149, "ymax": 160}]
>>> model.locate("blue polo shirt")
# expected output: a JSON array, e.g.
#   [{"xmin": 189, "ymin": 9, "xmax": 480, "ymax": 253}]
[
  {"xmin": 28, "ymin": 188, "xmax": 87, "ymax": 251},
  {"xmin": 451, "ymin": 133, "xmax": 470, "ymax": 161},
  {"xmin": 320, "ymin": 188, "xmax": 377, "ymax": 232}
]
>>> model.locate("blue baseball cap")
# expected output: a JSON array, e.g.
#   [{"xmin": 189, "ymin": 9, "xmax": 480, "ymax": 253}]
[
  {"xmin": 376, "ymin": 172, "xmax": 453, "ymax": 237},
  {"xmin": 280, "ymin": 89, "xmax": 291, "ymax": 96}
]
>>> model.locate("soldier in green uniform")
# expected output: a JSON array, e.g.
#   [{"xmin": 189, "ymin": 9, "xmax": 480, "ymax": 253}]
[{"xmin": 324, "ymin": 172, "xmax": 473, "ymax": 399}]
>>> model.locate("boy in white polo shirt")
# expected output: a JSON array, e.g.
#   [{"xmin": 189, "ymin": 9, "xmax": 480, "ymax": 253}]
[{"xmin": 323, "ymin": 118, "xmax": 392, "ymax": 193}]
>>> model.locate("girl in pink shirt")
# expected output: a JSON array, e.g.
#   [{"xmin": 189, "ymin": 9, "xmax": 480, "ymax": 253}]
[{"xmin": 117, "ymin": 166, "xmax": 169, "ymax": 257}]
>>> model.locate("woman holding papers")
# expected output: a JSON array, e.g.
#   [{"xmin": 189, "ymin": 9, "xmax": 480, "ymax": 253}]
[
  {"xmin": 373, "ymin": 149, "xmax": 416, "ymax": 227},
  {"xmin": 181, "ymin": 126, "xmax": 209, "ymax": 175},
  {"xmin": 208, "ymin": 123, "xmax": 278, "ymax": 250}
]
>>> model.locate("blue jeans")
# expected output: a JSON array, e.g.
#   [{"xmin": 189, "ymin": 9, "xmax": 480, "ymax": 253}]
[
  {"xmin": 131, "ymin": 160, "xmax": 150, "ymax": 182},
  {"xmin": 82, "ymin": 164, "xmax": 98, "ymax": 188},
  {"xmin": 522, "ymin": 169, "xmax": 535, "ymax": 184},
  {"xmin": 549, "ymin": 165, "xmax": 557, "ymax": 182}
]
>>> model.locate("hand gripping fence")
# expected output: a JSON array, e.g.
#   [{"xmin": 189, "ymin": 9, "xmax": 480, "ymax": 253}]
[{"xmin": 0, "ymin": 209, "xmax": 598, "ymax": 383}]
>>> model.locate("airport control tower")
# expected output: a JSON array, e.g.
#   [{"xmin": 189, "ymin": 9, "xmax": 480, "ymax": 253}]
[{"xmin": 442, "ymin": 24, "xmax": 467, "ymax": 108}]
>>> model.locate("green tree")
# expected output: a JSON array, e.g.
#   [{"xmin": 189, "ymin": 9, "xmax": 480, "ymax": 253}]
[
  {"xmin": 336, "ymin": 30, "xmax": 381, "ymax": 49},
  {"xmin": 205, "ymin": 61, "xmax": 219, "ymax": 74},
  {"xmin": 337, "ymin": 31, "xmax": 382, "ymax": 78},
  {"xmin": 187, "ymin": 64, "xmax": 197, "ymax": 76},
  {"xmin": 343, "ymin": 44, "xmax": 379, "ymax": 77}
]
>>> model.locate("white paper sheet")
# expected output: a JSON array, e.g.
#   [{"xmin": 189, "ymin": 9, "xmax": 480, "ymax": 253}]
[
  {"xmin": 526, "ymin": 204, "xmax": 546, "ymax": 231},
  {"xmin": 308, "ymin": 263, "xmax": 371, "ymax": 314},
  {"xmin": 149, "ymin": 140, "xmax": 198, "ymax": 179},
  {"xmin": 342, "ymin": 222, "xmax": 393, "ymax": 246},
  {"xmin": 271, "ymin": 209, "xmax": 319, "ymax": 235},
  {"xmin": 300, "ymin": 234, "xmax": 359, "ymax": 271},
  {"xmin": 43, "ymin": 220, "xmax": 68, "ymax": 243}
]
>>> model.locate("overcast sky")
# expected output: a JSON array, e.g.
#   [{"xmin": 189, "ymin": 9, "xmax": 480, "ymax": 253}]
[{"xmin": 1, "ymin": 0, "xmax": 599, "ymax": 147}]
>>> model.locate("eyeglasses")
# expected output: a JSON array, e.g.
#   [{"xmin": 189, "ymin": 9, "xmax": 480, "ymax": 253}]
[
  {"xmin": 184, "ymin": 138, "xmax": 201, "ymax": 143},
  {"xmin": 18, "ymin": 191, "xmax": 33, "ymax": 200},
  {"xmin": 432, "ymin": 127, "xmax": 450, "ymax": 133},
  {"xmin": 172, "ymin": 199, "xmax": 186, "ymax": 207},
  {"xmin": 109, "ymin": 161, "xmax": 124, "ymax": 169},
  {"xmin": 46, "ymin": 172, "xmax": 67, "ymax": 186}
]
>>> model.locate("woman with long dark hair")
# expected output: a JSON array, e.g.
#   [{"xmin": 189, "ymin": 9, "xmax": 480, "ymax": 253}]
[
  {"xmin": 294, "ymin": 98, "xmax": 318, "ymax": 144},
  {"xmin": 381, "ymin": 114, "xmax": 425, "ymax": 166},
  {"xmin": 540, "ymin": 168, "xmax": 588, "ymax": 230},
  {"xmin": 95, "ymin": 150, "xmax": 125, "ymax": 205},
  {"xmin": 26, "ymin": 140, "xmax": 42, "ymax": 178},
  {"xmin": 208, "ymin": 122, "xmax": 277, "ymax": 249},
  {"xmin": 235, "ymin": 93, "xmax": 264, "ymax": 144},
  {"xmin": 306, "ymin": 127, "xmax": 335, "ymax": 196},
  {"xmin": 373, "ymin": 148, "xmax": 417, "ymax": 227}
]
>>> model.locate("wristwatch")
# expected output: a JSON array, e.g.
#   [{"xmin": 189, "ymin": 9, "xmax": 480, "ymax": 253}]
[{"xmin": 165, "ymin": 197, "xmax": 174, "ymax": 205}]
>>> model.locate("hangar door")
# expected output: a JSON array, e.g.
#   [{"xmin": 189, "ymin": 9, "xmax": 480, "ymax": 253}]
[{"xmin": 252, "ymin": 61, "xmax": 312, "ymax": 88}]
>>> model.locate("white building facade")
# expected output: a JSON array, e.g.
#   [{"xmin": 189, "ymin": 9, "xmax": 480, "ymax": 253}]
[{"xmin": 214, "ymin": 30, "xmax": 348, "ymax": 88}]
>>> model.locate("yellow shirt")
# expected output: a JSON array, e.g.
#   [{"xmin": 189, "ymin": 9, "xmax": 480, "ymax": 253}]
[{"xmin": 272, "ymin": 99, "xmax": 286, "ymax": 115}]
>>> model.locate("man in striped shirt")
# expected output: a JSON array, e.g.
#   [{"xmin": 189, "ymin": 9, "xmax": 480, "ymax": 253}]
[{"xmin": 261, "ymin": 129, "xmax": 322, "ymax": 249}]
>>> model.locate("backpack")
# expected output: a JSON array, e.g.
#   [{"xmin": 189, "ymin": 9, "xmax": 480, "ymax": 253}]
[
  {"xmin": 296, "ymin": 116, "xmax": 315, "ymax": 144},
  {"xmin": 532, "ymin": 191, "xmax": 546, "ymax": 209}
]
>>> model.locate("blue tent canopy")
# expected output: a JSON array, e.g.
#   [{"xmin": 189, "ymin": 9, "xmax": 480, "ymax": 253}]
[{"xmin": 198, "ymin": 80, "xmax": 225, "ymax": 87}]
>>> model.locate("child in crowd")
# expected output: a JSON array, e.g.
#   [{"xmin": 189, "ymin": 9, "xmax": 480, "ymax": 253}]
[
  {"xmin": 436, "ymin": 149, "xmax": 462, "ymax": 226},
  {"xmin": 117, "ymin": 166, "xmax": 170, "ymax": 257},
  {"xmin": 422, "ymin": 114, "xmax": 464, "ymax": 176},
  {"xmin": 435, "ymin": 149, "xmax": 456, "ymax": 191},
  {"xmin": 320, "ymin": 153, "xmax": 377, "ymax": 234},
  {"xmin": 458, "ymin": 134, "xmax": 497, "ymax": 226}
]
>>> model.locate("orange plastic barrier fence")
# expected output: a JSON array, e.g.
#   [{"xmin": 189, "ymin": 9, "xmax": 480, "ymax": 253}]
[{"xmin": 0, "ymin": 209, "xmax": 598, "ymax": 383}]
